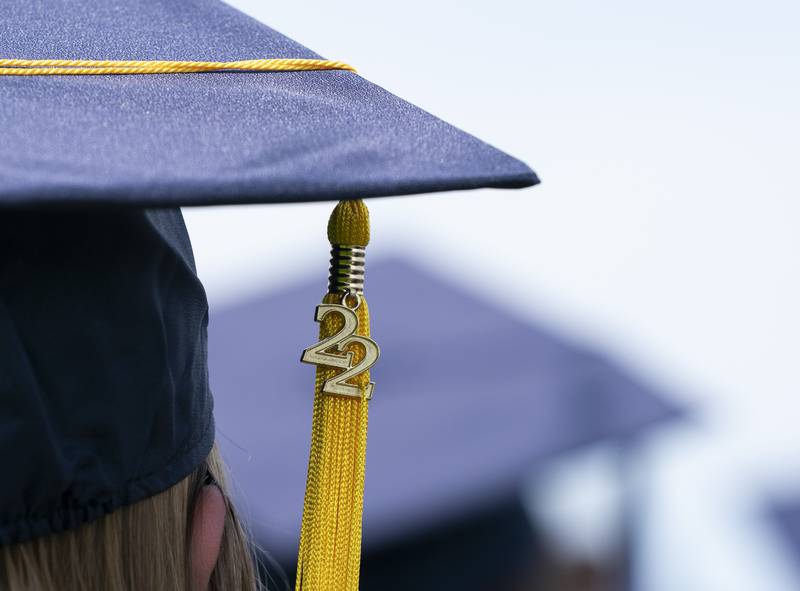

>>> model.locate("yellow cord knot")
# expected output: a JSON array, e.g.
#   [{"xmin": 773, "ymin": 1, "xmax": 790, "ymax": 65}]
[{"xmin": 327, "ymin": 199, "xmax": 370, "ymax": 246}]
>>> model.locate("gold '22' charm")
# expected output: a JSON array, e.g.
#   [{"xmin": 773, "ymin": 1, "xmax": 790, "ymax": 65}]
[{"xmin": 301, "ymin": 303, "xmax": 380, "ymax": 400}]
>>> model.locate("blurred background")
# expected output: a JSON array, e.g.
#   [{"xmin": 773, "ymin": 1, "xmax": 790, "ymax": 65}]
[{"xmin": 183, "ymin": 1, "xmax": 800, "ymax": 589}]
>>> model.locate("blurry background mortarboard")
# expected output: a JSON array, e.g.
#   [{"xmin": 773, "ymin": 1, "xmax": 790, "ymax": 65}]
[
  {"xmin": 210, "ymin": 259, "xmax": 684, "ymax": 590},
  {"xmin": 769, "ymin": 500, "xmax": 800, "ymax": 586}
]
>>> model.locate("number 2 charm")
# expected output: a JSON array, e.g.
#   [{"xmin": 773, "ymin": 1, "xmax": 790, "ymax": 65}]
[{"xmin": 301, "ymin": 303, "xmax": 380, "ymax": 400}]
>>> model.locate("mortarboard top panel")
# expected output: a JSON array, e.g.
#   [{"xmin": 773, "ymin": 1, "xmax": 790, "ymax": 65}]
[
  {"xmin": 210, "ymin": 258, "xmax": 684, "ymax": 561},
  {"xmin": 0, "ymin": 0, "xmax": 538, "ymax": 209}
]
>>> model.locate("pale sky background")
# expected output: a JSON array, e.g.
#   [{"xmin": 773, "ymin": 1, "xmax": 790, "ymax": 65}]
[{"xmin": 183, "ymin": 1, "xmax": 800, "ymax": 589}]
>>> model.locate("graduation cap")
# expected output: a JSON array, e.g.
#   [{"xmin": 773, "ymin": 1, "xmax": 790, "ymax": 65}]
[
  {"xmin": 0, "ymin": 0, "xmax": 537, "ymax": 589},
  {"xmin": 769, "ymin": 500, "xmax": 800, "ymax": 580},
  {"xmin": 209, "ymin": 259, "xmax": 683, "ymax": 589}
]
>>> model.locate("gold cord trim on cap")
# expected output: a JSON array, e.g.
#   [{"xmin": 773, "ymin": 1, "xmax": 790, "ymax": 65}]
[{"xmin": 0, "ymin": 58, "xmax": 356, "ymax": 76}]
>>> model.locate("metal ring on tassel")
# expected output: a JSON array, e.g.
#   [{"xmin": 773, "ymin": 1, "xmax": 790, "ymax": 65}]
[{"xmin": 328, "ymin": 244, "xmax": 366, "ymax": 295}]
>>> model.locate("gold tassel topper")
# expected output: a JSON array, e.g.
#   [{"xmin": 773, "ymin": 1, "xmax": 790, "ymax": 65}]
[{"xmin": 296, "ymin": 199, "xmax": 379, "ymax": 591}]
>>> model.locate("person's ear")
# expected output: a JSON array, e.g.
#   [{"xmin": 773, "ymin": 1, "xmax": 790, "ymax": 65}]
[{"xmin": 189, "ymin": 485, "xmax": 226, "ymax": 591}]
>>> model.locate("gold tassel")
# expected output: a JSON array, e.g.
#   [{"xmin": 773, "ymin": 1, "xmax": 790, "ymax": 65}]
[{"xmin": 296, "ymin": 199, "xmax": 377, "ymax": 591}]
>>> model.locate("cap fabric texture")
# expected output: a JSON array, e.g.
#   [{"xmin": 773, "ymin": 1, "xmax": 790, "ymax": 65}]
[
  {"xmin": 0, "ymin": 209, "xmax": 213, "ymax": 545},
  {"xmin": 0, "ymin": 0, "xmax": 537, "ymax": 209}
]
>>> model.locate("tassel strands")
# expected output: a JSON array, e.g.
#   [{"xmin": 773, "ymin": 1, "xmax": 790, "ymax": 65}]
[{"xmin": 297, "ymin": 200, "xmax": 375, "ymax": 591}]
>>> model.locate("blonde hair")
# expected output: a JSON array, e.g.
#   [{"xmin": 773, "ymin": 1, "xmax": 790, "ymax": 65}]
[{"xmin": 0, "ymin": 444, "xmax": 258, "ymax": 591}]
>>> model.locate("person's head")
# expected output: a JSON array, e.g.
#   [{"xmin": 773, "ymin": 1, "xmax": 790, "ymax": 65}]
[{"xmin": 0, "ymin": 444, "xmax": 257, "ymax": 591}]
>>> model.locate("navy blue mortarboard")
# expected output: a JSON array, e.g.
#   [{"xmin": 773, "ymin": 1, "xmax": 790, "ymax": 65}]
[
  {"xmin": 209, "ymin": 258, "xmax": 683, "ymax": 582},
  {"xmin": 0, "ymin": 0, "xmax": 536, "ymax": 208},
  {"xmin": 770, "ymin": 500, "xmax": 800, "ymax": 581},
  {"xmin": 0, "ymin": 0, "xmax": 537, "ymax": 559}
]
